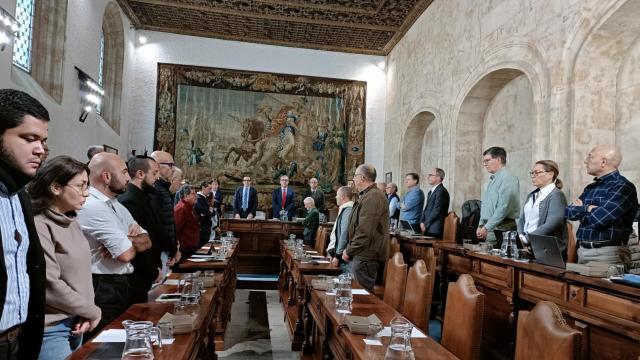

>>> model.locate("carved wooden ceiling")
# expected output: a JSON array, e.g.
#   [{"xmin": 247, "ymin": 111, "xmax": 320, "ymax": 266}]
[{"xmin": 116, "ymin": 0, "xmax": 435, "ymax": 55}]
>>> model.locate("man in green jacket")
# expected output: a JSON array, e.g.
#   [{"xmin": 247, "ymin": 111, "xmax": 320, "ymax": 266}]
[
  {"xmin": 302, "ymin": 197, "xmax": 319, "ymax": 246},
  {"xmin": 342, "ymin": 164, "xmax": 389, "ymax": 291}
]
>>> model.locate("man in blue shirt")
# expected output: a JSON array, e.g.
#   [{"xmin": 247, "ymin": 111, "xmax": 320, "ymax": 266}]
[
  {"xmin": 566, "ymin": 145, "xmax": 638, "ymax": 266},
  {"xmin": 399, "ymin": 173, "xmax": 425, "ymax": 232},
  {"xmin": 0, "ymin": 89, "xmax": 48, "ymax": 360}
]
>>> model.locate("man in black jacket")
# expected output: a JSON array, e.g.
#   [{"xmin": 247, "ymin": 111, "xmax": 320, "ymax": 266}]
[
  {"xmin": 150, "ymin": 151, "xmax": 180, "ymax": 271},
  {"xmin": 118, "ymin": 156, "xmax": 165, "ymax": 303},
  {"xmin": 420, "ymin": 167, "xmax": 450, "ymax": 238},
  {"xmin": 0, "ymin": 89, "xmax": 48, "ymax": 360},
  {"xmin": 195, "ymin": 180, "xmax": 213, "ymax": 245}
]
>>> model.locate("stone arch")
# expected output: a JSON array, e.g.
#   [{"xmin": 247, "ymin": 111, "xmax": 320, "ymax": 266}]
[
  {"xmin": 570, "ymin": 0, "xmax": 640, "ymax": 195},
  {"xmin": 100, "ymin": 2, "xmax": 125, "ymax": 133},
  {"xmin": 449, "ymin": 42, "xmax": 550, "ymax": 211},
  {"xmin": 399, "ymin": 110, "xmax": 437, "ymax": 191}
]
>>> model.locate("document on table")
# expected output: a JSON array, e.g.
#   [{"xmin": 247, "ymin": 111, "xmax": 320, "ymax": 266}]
[
  {"xmin": 378, "ymin": 326, "xmax": 427, "ymax": 338},
  {"xmin": 191, "ymin": 254, "xmax": 214, "ymax": 258},
  {"xmin": 164, "ymin": 279, "xmax": 182, "ymax": 286},
  {"xmin": 363, "ymin": 339, "xmax": 383, "ymax": 346},
  {"xmin": 351, "ymin": 289, "xmax": 370, "ymax": 295},
  {"xmin": 92, "ymin": 329, "xmax": 126, "ymax": 342}
]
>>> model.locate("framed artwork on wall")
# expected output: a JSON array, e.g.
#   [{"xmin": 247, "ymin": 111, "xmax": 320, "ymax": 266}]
[
  {"xmin": 103, "ymin": 144, "xmax": 118, "ymax": 154},
  {"xmin": 385, "ymin": 172, "xmax": 392, "ymax": 184},
  {"xmin": 153, "ymin": 63, "xmax": 367, "ymax": 210}
]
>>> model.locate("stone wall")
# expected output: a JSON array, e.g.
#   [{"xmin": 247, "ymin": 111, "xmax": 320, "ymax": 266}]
[{"xmin": 385, "ymin": 0, "xmax": 640, "ymax": 210}]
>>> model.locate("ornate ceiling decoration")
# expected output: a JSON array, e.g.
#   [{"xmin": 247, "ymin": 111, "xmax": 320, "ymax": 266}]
[{"xmin": 116, "ymin": 0, "xmax": 434, "ymax": 55}]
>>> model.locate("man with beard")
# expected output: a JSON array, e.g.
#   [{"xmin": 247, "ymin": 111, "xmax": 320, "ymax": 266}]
[
  {"xmin": 150, "ymin": 151, "xmax": 180, "ymax": 273},
  {"xmin": 118, "ymin": 156, "xmax": 166, "ymax": 304},
  {"xmin": 76, "ymin": 153, "xmax": 152, "ymax": 336},
  {"xmin": 0, "ymin": 89, "xmax": 48, "ymax": 360},
  {"xmin": 194, "ymin": 180, "xmax": 214, "ymax": 246}
]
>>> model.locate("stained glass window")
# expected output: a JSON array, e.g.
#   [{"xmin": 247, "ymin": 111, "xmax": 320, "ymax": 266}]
[{"xmin": 12, "ymin": 0, "xmax": 35, "ymax": 72}]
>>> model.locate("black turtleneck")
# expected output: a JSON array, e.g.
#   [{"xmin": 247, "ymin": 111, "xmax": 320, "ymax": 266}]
[{"xmin": 0, "ymin": 159, "xmax": 33, "ymax": 195}]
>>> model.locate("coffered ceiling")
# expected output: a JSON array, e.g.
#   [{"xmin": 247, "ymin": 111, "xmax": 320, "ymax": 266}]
[{"xmin": 116, "ymin": 0, "xmax": 435, "ymax": 55}]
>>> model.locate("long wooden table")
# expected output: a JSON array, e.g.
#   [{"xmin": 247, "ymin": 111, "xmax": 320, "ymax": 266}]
[
  {"xmin": 304, "ymin": 274, "xmax": 458, "ymax": 360},
  {"xmin": 220, "ymin": 219, "xmax": 304, "ymax": 275},
  {"xmin": 69, "ymin": 242, "xmax": 239, "ymax": 359},
  {"xmin": 436, "ymin": 242, "xmax": 640, "ymax": 360},
  {"xmin": 278, "ymin": 240, "xmax": 342, "ymax": 350}
]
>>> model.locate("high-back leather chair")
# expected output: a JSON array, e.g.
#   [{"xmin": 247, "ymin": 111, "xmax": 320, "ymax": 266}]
[
  {"xmin": 566, "ymin": 223, "xmax": 578, "ymax": 263},
  {"xmin": 314, "ymin": 227, "xmax": 328, "ymax": 256},
  {"xmin": 515, "ymin": 301, "xmax": 582, "ymax": 360},
  {"xmin": 383, "ymin": 252, "xmax": 408, "ymax": 311},
  {"xmin": 401, "ymin": 258, "xmax": 434, "ymax": 333},
  {"xmin": 443, "ymin": 211, "xmax": 459, "ymax": 242},
  {"xmin": 374, "ymin": 238, "xmax": 402, "ymax": 299},
  {"xmin": 442, "ymin": 274, "xmax": 484, "ymax": 360}
]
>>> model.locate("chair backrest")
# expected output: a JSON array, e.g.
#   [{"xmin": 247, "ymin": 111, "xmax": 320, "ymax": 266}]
[
  {"xmin": 383, "ymin": 252, "xmax": 408, "ymax": 311},
  {"xmin": 442, "ymin": 274, "xmax": 485, "ymax": 360},
  {"xmin": 515, "ymin": 301, "xmax": 582, "ymax": 360},
  {"xmin": 566, "ymin": 222, "xmax": 578, "ymax": 263},
  {"xmin": 401, "ymin": 258, "xmax": 434, "ymax": 333},
  {"xmin": 314, "ymin": 227, "xmax": 328, "ymax": 255},
  {"xmin": 443, "ymin": 211, "xmax": 459, "ymax": 242},
  {"xmin": 382, "ymin": 237, "xmax": 401, "ymax": 284}
]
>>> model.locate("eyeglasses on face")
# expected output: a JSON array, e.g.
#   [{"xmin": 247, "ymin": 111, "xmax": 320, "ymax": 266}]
[
  {"xmin": 528, "ymin": 170, "xmax": 548, "ymax": 177},
  {"xmin": 66, "ymin": 183, "xmax": 90, "ymax": 193},
  {"xmin": 159, "ymin": 162, "xmax": 175, "ymax": 168},
  {"xmin": 481, "ymin": 158, "xmax": 494, "ymax": 165},
  {"xmin": 242, "ymin": 178, "xmax": 251, "ymax": 182}
]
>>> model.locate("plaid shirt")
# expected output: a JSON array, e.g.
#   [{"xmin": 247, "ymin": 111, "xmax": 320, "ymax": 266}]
[{"xmin": 565, "ymin": 171, "xmax": 638, "ymax": 243}]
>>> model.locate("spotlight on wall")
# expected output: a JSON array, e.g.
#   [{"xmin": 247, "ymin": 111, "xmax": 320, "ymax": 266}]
[
  {"xmin": 138, "ymin": 35, "xmax": 147, "ymax": 44},
  {"xmin": 75, "ymin": 66, "xmax": 104, "ymax": 122},
  {"xmin": 0, "ymin": 7, "xmax": 19, "ymax": 52}
]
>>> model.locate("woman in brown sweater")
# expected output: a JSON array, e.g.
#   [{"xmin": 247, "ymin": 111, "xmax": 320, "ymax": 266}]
[{"xmin": 28, "ymin": 156, "xmax": 101, "ymax": 359}]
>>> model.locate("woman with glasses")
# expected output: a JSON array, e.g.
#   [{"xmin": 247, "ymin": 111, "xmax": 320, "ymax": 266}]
[
  {"xmin": 516, "ymin": 160, "xmax": 568, "ymax": 253},
  {"xmin": 28, "ymin": 156, "xmax": 101, "ymax": 359}
]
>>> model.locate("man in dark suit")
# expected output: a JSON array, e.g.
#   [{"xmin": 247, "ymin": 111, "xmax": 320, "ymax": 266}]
[
  {"xmin": 194, "ymin": 180, "xmax": 213, "ymax": 245},
  {"xmin": 272, "ymin": 175, "xmax": 296, "ymax": 219},
  {"xmin": 304, "ymin": 177, "xmax": 324, "ymax": 213},
  {"xmin": 420, "ymin": 167, "xmax": 450, "ymax": 238},
  {"xmin": 234, "ymin": 175, "xmax": 258, "ymax": 219},
  {"xmin": 210, "ymin": 179, "xmax": 224, "ymax": 218},
  {"xmin": 0, "ymin": 89, "xmax": 48, "ymax": 360}
]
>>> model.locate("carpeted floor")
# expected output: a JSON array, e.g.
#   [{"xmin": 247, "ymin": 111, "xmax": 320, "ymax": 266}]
[{"xmin": 218, "ymin": 289, "xmax": 299, "ymax": 359}]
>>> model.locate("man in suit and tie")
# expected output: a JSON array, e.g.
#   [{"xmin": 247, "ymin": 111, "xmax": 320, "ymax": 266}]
[
  {"xmin": 420, "ymin": 168, "xmax": 450, "ymax": 238},
  {"xmin": 234, "ymin": 175, "xmax": 258, "ymax": 219},
  {"xmin": 272, "ymin": 175, "xmax": 296, "ymax": 219}
]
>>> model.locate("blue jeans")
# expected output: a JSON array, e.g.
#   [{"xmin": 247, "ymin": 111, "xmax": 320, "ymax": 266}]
[{"xmin": 39, "ymin": 317, "xmax": 82, "ymax": 360}]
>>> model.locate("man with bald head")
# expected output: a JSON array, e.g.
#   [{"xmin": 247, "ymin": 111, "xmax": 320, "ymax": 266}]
[
  {"xmin": 566, "ymin": 145, "xmax": 638, "ymax": 266},
  {"xmin": 77, "ymin": 152, "xmax": 152, "ymax": 335},
  {"xmin": 150, "ymin": 150, "xmax": 180, "ymax": 272}
]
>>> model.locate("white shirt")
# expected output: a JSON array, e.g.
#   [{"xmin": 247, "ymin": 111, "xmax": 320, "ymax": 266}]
[
  {"xmin": 77, "ymin": 187, "xmax": 142, "ymax": 275},
  {"xmin": 523, "ymin": 183, "xmax": 556, "ymax": 234}
]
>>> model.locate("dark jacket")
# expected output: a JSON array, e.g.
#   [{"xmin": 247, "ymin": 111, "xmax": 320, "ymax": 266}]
[
  {"xmin": 118, "ymin": 183, "xmax": 163, "ymax": 302},
  {"xmin": 346, "ymin": 184, "xmax": 389, "ymax": 261},
  {"xmin": 420, "ymin": 184, "xmax": 450, "ymax": 238},
  {"xmin": 211, "ymin": 190, "xmax": 223, "ymax": 216},
  {"xmin": 152, "ymin": 179, "xmax": 177, "ymax": 256},
  {"xmin": 272, "ymin": 188, "xmax": 296, "ymax": 219},
  {"xmin": 388, "ymin": 193, "xmax": 400, "ymax": 220},
  {"xmin": 194, "ymin": 193, "xmax": 213, "ymax": 230},
  {"xmin": 304, "ymin": 189, "xmax": 325, "ymax": 212},
  {"xmin": 303, "ymin": 208, "xmax": 320, "ymax": 246},
  {"xmin": 517, "ymin": 187, "xmax": 568, "ymax": 252},
  {"xmin": 233, "ymin": 186, "xmax": 258, "ymax": 218},
  {"xmin": 0, "ymin": 161, "xmax": 45, "ymax": 360}
]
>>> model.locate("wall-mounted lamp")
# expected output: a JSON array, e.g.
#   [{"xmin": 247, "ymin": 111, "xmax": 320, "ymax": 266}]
[
  {"xmin": 75, "ymin": 66, "xmax": 104, "ymax": 122},
  {"xmin": 0, "ymin": 7, "xmax": 19, "ymax": 51}
]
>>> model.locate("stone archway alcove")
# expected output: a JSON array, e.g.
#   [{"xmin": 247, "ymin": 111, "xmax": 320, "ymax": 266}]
[
  {"xmin": 400, "ymin": 111, "xmax": 435, "ymax": 191},
  {"xmin": 100, "ymin": 1, "xmax": 125, "ymax": 134},
  {"xmin": 571, "ymin": 0, "xmax": 640, "ymax": 195},
  {"xmin": 453, "ymin": 68, "xmax": 535, "ymax": 210}
]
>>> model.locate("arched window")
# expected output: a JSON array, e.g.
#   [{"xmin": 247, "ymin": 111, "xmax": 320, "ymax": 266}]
[
  {"xmin": 12, "ymin": 0, "xmax": 35, "ymax": 72},
  {"xmin": 12, "ymin": 0, "xmax": 68, "ymax": 103},
  {"xmin": 100, "ymin": 2, "xmax": 124, "ymax": 133}
]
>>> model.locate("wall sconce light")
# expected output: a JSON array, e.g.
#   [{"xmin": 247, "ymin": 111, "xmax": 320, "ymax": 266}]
[
  {"xmin": 0, "ymin": 7, "xmax": 19, "ymax": 51},
  {"xmin": 75, "ymin": 66, "xmax": 104, "ymax": 122}
]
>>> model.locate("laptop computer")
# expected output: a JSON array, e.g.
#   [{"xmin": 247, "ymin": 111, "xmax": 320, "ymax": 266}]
[
  {"xmin": 528, "ymin": 234, "xmax": 565, "ymax": 268},
  {"xmin": 399, "ymin": 220, "xmax": 420, "ymax": 235}
]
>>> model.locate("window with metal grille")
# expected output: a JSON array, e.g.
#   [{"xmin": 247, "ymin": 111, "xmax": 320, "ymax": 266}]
[
  {"xmin": 12, "ymin": 0, "xmax": 35, "ymax": 72},
  {"xmin": 97, "ymin": 31, "xmax": 105, "ymax": 114}
]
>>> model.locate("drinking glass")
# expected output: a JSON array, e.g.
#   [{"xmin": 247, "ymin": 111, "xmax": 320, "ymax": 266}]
[
  {"xmin": 366, "ymin": 322, "xmax": 383, "ymax": 342},
  {"xmin": 607, "ymin": 264, "xmax": 625, "ymax": 279},
  {"xmin": 336, "ymin": 296, "xmax": 352, "ymax": 314},
  {"xmin": 157, "ymin": 321, "xmax": 174, "ymax": 342}
]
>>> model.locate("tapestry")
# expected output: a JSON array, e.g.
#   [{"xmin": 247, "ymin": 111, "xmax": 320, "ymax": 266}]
[{"xmin": 154, "ymin": 64, "xmax": 366, "ymax": 209}]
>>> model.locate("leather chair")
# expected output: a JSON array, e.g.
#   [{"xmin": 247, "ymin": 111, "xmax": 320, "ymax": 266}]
[
  {"xmin": 383, "ymin": 252, "xmax": 408, "ymax": 311},
  {"xmin": 443, "ymin": 211, "xmax": 459, "ymax": 242},
  {"xmin": 373, "ymin": 238, "xmax": 401, "ymax": 299},
  {"xmin": 566, "ymin": 222, "xmax": 578, "ymax": 263},
  {"xmin": 400, "ymin": 258, "xmax": 434, "ymax": 333},
  {"xmin": 515, "ymin": 301, "xmax": 582, "ymax": 360},
  {"xmin": 442, "ymin": 274, "xmax": 484, "ymax": 360},
  {"xmin": 314, "ymin": 227, "xmax": 328, "ymax": 256}
]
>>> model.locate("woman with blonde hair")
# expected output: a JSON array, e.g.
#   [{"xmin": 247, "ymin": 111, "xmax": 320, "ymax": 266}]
[{"xmin": 517, "ymin": 160, "xmax": 568, "ymax": 253}]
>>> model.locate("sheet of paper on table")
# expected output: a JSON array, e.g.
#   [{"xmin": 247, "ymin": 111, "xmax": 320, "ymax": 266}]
[
  {"xmin": 377, "ymin": 326, "xmax": 427, "ymax": 338},
  {"xmin": 351, "ymin": 289, "xmax": 370, "ymax": 295},
  {"xmin": 164, "ymin": 279, "xmax": 181, "ymax": 286}
]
